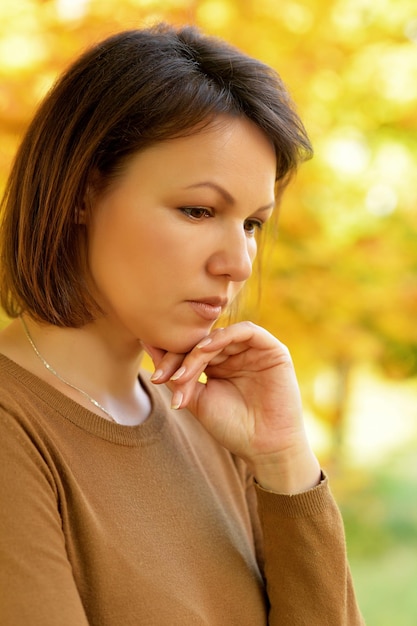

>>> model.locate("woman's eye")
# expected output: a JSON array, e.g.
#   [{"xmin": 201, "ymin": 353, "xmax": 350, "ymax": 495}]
[
  {"xmin": 244, "ymin": 219, "xmax": 264, "ymax": 235},
  {"xmin": 180, "ymin": 206, "xmax": 212, "ymax": 220}
]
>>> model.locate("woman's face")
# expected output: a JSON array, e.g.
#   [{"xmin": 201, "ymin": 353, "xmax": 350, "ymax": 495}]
[{"xmin": 87, "ymin": 115, "xmax": 276, "ymax": 353}]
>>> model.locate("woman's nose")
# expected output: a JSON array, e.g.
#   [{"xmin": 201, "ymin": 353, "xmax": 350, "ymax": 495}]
[{"xmin": 206, "ymin": 228, "xmax": 254, "ymax": 283}]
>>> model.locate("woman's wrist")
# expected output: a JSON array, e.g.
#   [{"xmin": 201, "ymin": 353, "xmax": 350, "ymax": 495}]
[{"xmin": 250, "ymin": 445, "xmax": 322, "ymax": 495}]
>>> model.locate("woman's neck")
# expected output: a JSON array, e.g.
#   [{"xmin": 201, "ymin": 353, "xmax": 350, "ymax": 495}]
[{"xmin": 0, "ymin": 316, "xmax": 152, "ymax": 426}]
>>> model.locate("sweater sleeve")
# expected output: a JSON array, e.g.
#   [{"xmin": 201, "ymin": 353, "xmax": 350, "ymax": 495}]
[
  {"xmin": 0, "ymin": 410, "xmax": 89, "ymax": 626},
  {"xmin": 253, "ymin": 475, "xmax": 365, "ymax": 626}
]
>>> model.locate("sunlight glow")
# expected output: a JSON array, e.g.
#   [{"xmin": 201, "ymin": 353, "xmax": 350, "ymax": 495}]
[
  {"xmin": 282, "ymin": 2, "xmax": 314, "ymax": 34},
  {"xmin": 56, "ymin": 0, "xmax": 89, "ymax": 21},
  {"xmin": 376, "ymin": 47, "xmax": 417, "ymax": 103},
  {"xmin": 404, "ymin": 17, "xmax": 417, "ymax": 43},
  {"xmin": 0, "ymin": 35, "xmax": 47, "ymax": 72},
  {"xmin": 324, "ymin": 131, "xmax": 370, "ymax": 175},
  {"xmin": 372, "ymin": 142, "xmax": 415, "ymax": 185},
  {"xmin": 347, "ymin": 367, "xmax": 417, "ymax": 465},
  {"xmin": 196, "ymin": 0, "xmax": 237, "ymax": 28},
  {"xmin": 366, "ymin": 184, "xmax": 397, "ymax": 216}
]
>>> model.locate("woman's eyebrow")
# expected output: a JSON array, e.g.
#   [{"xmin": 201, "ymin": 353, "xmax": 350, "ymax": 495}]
[
  {"xmin": 184, "ymin": 181, "xmax": 275, "ymax": 211},
  {"xmin": 184, "ymin": 181, "xmax": 235, "ymax": 204}
]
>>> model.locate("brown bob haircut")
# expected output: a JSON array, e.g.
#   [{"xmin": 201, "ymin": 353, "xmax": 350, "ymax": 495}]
[{"xmin": 0, "ymin": 23, "xmax": 312, "ymax": 327}]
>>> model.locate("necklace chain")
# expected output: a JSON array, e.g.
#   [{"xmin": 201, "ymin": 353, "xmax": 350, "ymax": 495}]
[{"xmin": 20, "ymin": 316, "xmax": 119, "ymax": 424}]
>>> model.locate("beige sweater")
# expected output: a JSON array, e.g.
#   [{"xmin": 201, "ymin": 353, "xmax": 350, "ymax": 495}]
[{"xmin": 0, "ymin": 354, "xmax": 363, "ymax": 625}]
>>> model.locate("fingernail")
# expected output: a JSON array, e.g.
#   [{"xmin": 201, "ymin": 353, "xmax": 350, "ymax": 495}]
[
  {"xmin": 196, "ymin": 337, "xmax": 212, "ymax": 349},
  {"xmin": 170, "ymin": 366, "xmax": 186, "ymax": 381},
  {"xmin": 171, "ymin": 390, "xmax": 183, "ymax": 410},
  {"xmin": 150, "ymin": 368, "xmax": 163, "ymax": 382}
]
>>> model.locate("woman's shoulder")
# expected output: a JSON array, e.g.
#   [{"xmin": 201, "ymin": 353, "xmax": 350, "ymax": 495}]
[
  {"xmin": 0, "ymin": 353, "xmax": 58, "ymax": 448},
  {"xmin": 0, "ymin": 320, "xmax": 40, "ymax": 397},
  {"xmin": 0, "ymin": 352, "xmax": 37, "ymax": 406}
]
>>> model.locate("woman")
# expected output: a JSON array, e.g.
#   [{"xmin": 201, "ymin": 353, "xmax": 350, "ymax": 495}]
[{"xmin": 0, "ymin": 24, "xmax": 363, "ymax": 625}]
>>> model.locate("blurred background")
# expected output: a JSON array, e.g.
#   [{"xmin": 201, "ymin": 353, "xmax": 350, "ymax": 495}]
[{"xmin": 0, "ymin": 1, "xmax": 416, "ymax": 623}]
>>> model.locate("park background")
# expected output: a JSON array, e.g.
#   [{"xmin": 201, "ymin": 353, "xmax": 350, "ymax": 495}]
[{"xmin": 0, "ymin": 0, "xmax": 416, "ymax": 623}]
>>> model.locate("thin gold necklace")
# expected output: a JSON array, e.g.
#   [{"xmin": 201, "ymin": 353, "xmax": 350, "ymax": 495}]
[{"xmin": 20, "ymin": 316, "xmax": 119, "ymax": 424}]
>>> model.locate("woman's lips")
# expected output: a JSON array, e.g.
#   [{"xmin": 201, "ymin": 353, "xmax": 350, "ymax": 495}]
[{"xmin": 187, "ymin": 299, "xmax": 226, "ymax": 321}]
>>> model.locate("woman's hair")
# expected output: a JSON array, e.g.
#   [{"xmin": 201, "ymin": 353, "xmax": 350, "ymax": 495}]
[{"xmin": 0, "ymin": 23, "xmax": 312, "ymax": 327}]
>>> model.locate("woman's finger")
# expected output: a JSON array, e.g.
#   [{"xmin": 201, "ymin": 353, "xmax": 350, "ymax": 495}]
[
  {"xmin": 142, "ymin": 343, "xmax": 186, "ymax": 382},
  {"xmin": 166, "ymin": 322, "xmax": 279, "ymax": 384}
]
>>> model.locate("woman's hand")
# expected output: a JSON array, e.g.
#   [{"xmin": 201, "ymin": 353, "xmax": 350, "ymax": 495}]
[{"xmin": 144, "ymin": 322, "xmax": 321, "ymax": 494}]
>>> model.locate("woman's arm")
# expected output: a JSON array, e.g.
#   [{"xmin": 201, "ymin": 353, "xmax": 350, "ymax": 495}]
[
  {"xmin": 0, "ymin": 411, "xmax": 89, "ymax": 626},
  {"xmin": 146, "ymin": 322, "xmax": 364, "ymax": 624},
  {"xmin": 253, "ymin": 476, "xmax": 364, "ymax": 624}
]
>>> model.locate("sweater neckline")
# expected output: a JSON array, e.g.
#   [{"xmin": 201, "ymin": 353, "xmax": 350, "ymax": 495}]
[{"xmin": 0, "ymin": 353, "xmax": 167, "ymax": 446}]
